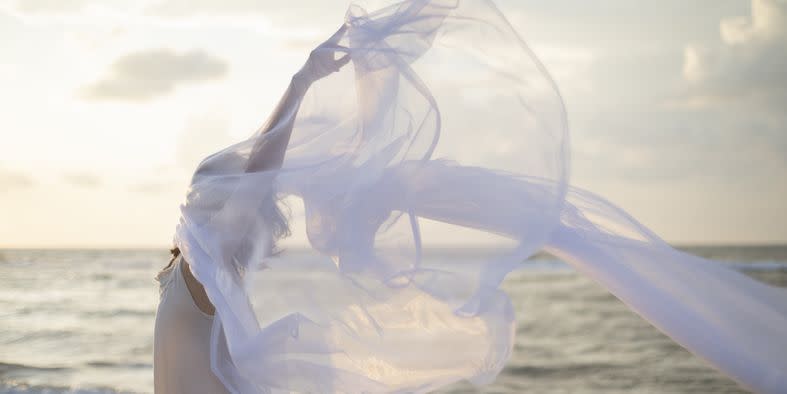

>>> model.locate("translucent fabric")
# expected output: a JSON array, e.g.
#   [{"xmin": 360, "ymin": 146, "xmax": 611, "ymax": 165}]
[{"xmin": 173, "ymin": 1, "xmax": 787, "ymax": 392}]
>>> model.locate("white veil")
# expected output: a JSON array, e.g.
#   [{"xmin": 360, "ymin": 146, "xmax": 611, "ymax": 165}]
[{"xmin": 174, "ymin": 1, "xmax": 787, "ymax": 392}]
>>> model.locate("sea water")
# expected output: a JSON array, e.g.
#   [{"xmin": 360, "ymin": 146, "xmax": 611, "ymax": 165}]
[{"xmin": 1, "ymin": 246, "xmax": 785, "ymax": 393}]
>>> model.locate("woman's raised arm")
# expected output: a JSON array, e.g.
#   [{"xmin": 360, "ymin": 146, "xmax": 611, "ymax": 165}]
[{"xmin": 245, "ymin": 25, "xmax": 350, "ymax": 173}]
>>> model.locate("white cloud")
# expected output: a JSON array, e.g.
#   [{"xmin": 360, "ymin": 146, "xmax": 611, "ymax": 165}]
[
  {"xmin": 82, "ymin": 48, "xmax": 229, "ymax": 101},
  {"xmin": 0, "ymin": 166, "xmax": 34, "ymax": 189},
  {"xmin": 681, "ymin": 0, "xmax": 787, "ymax": 110}
]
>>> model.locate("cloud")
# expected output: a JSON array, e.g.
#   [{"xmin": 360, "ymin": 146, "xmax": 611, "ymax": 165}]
[
  {"xmin": 0, "ymin": 167, "xmax": 34, "ymax": 190},
  {"xmin": 63, "ymin": 172, "xmax": 102, "ymax": 188},
  {"xmin": 82, "ymin": 48, "xmax": 229, "ymax": 101},
  {"xmin": 562, "ymin": 0, "xmax": 787, "ymax": 187},
  {"xmin": 680, "ymin": 0, "xmax": 787, "ymax": 111},
  {"xmin": 573, "ymin": 126, "xmax": 785, "ymax": 185}
]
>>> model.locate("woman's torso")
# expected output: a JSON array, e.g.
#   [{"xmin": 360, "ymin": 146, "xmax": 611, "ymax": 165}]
[{"xmin": 153, "ymin": 255, "xmax": 229, "ymax": 394}]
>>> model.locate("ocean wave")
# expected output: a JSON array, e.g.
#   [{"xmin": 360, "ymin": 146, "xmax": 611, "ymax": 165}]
[
  {"xmin": 0, "ymin": 381, "xmax": 126, "ymax": 394},
  {"xmin": 505, "ymin": 362, "xmax": 622, "ymax": 378},
  {"xmin": 0, "ymin": 362, "xmax": 68, "ymax": 375},
  {"xmin": 79, "ymin": 309, "xmax": 154, "ymax": 319},
  {"xmin": 83, "ymin": 361, "xmax": 150, "ymax": 370},
  {"xmin": 727, "ymin": 261, "xmax": 787, "ymax": 272},
  {"xmin": 2, "ymin": 330, "xmax": 75, "ymax": 345},
  {"xmin": 515, "ymin": 259, "xmax": 787, "ymax": 273}
]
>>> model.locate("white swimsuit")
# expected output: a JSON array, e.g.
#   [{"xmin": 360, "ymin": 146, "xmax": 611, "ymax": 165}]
[{"xmin": 153, "ymin": 256, "xmax": 229, "ymax": 394}]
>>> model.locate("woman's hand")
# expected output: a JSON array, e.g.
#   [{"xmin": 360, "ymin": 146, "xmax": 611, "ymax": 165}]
[
  {"xmin": 247, "ymin": 24, "xmax": 351, "ymax": 173},
  {"xmin": 293, "ymin": 24, "xmax": 351, "ymax": 89}
]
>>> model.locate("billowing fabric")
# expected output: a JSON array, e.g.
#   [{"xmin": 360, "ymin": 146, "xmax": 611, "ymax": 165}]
[{"xmin": 173, "ymin": 0, "xmax": 787, "ymax": 393}]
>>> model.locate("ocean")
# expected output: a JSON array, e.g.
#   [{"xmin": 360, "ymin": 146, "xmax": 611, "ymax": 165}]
[{"xmin": 1, "ymin": 246, "xmax": 785, "ymax": 393}]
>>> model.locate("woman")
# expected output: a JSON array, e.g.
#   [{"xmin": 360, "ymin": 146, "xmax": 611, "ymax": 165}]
[
  {"xmin": 153, "ymin": 26, "xmax": 350, "ymax": 394},
  {"xmin": 156, "ymin": 1, "xmax": 787, "ymax": 393}
]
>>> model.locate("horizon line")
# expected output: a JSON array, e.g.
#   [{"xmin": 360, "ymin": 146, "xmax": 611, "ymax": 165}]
[{"xmin": 2, "ymin": 241, "xmax": 786, "ymax": 250}]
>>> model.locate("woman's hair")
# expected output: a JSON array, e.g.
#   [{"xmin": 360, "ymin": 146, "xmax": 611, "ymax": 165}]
[
  {"xmin": 163, "ymin": 198, "xmax": 291, "ymax": 269},
  {"xmin": 263, "ymin": 195, "xmax": 291, "ymax": 256},
  {"xmin": 163, "ymin": 246, "xmax": 181, "ymax": 271}
]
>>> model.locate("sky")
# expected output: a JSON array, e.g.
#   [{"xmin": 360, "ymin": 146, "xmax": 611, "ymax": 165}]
[{"xmin": 0, "ymin": 0, "xmax": 785, "ymax": 248}]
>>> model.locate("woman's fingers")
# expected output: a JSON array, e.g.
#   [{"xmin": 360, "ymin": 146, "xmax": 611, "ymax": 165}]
[
  {"xmin": 334, "ymin": 54, "xmax": 351, "ymax": 70},
  {"xmin": 299, "ymin": 24, "xmax": 350, "ymax": 78},
  {"xmin": 326, "ymin": 23, "xmax": 348, "ymax": 45}
]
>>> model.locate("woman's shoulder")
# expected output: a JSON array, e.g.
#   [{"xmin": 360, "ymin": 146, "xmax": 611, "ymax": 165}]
[{"xmin": 155, "ymin": 255, "xmax": 178, "ymax": 294}]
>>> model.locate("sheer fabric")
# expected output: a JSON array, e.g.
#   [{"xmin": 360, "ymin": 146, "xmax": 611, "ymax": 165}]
[{"xmin": 173, "ymin": 1, "xmax": 787, "ymax": 392}]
